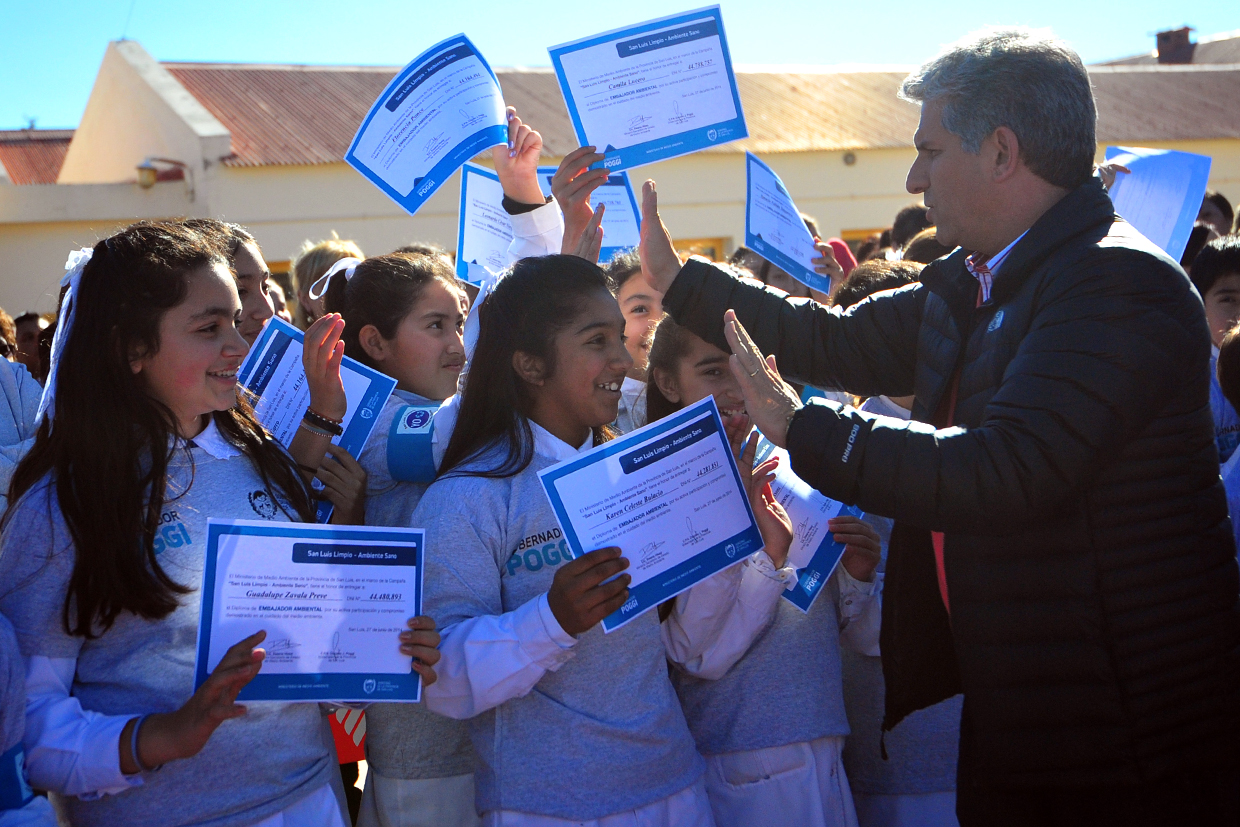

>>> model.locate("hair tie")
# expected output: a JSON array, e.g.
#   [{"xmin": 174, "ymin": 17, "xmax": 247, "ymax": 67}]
[
  {"xmin": 36, "ymin": 246, "xmax": 94, "ymax": 430},
  {"xmin": 308, "ymin": 257, "xmax": 362, "ymax": 302}
]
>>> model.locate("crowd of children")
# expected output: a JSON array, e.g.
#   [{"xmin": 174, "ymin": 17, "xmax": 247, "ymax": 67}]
[{"xmin": 0, "ymin": 93, "xmax": 1236, "ymax": 827}]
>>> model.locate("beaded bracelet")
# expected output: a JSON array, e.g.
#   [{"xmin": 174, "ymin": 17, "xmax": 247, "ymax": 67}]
[
  {"xmin": 303, "ymin": 407, "xmax": 344, "ymax": 436},
  {"xmin": 299, "ymin": 419, "xmax": 337, "ymax": 439}
]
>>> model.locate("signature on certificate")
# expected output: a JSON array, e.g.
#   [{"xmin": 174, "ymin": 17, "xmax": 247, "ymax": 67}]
[
  {"xmin": 263, "ymin": 637, "xmax": 302, "ymax": 665},
  {"xmin": 682, "ymin": 517, "xmax": 712, "ymax": 547},
  {"xmin": 320, "ymin": 631, "xmax": 357, "ymax": 664}
]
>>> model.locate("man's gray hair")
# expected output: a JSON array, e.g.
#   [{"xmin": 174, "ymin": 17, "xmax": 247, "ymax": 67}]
[{"xmin": 900, "ymin": 27, "xmax": 1097, "ymax": 189}]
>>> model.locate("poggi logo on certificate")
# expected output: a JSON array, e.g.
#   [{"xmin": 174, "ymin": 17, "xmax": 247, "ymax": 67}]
[{"xmin": 538, "ymin": 396, "xmax": 762, "ymax": 632}]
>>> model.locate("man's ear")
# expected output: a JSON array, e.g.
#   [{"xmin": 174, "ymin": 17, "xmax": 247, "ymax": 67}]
[
  {"xmin": 651, "ymin": 366, "xmax": 681, "ymax": 404},
  {"xmin": 358, "ymin": 324, "xmax": 387, "ymax": 364},
  {"xmin": 991, "ymin": 126, "xmax": 1021, "ymax": 183},
  {"xmin": 512, "ymin": 350, "xmax": 546, "ymax": 386}
]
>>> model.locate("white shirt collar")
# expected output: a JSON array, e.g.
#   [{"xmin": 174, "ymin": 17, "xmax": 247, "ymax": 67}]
[
  {"xmin": 188, "ymin": 417, "xmax": 241, "ymax": 460},
  {"xmin": 985, "ymin": 230, "xmax": 1029, "ymax": 274},
  {"xmin": 529, "ymin": 420, "xmax": 592, "ymax": 462}
]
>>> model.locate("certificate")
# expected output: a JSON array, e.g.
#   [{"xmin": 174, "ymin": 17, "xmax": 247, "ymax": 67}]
[
  {"xmin": 194, "ymin": 520, "xmax": 425, "ymax": 703},
  {"xmin": 456, "ymin": 163, "xmax": 516, "ymax": 283},
  {"xmin": 549, "ymin": 6, "xmax": 747, "ymax": 172},
  {"xmin": 752, "ymin": 436, "xmax": 862, "ymax": 612},
  {"xmin": 1104, "ymin": 146, "xmax": 1212, "ymax": 261},
  {"xmin": 238, "ymin": 317, "xmax": 398, "ymax": 522},
  {"xmin": 345, "ymin": 34, "xmax": 508, "ymax": 216},
  {"xmin": 745, "ymin": 152, "xmax": 829, "ymax": 294},
  {"xmin": 538, "ymin": 167, "xmax": 642, "ymax": 264},
  {"xmin": 539, "ymin": 397, "xmax": 762, "ymax": 632}
]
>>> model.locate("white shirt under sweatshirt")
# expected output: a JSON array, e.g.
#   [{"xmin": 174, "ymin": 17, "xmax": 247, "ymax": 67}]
[
  {"xmin": 0, "ymin": 420, "xmax": 342, "ymax": 827},
  {"xmin": 417, "ymin": 421, "xmax": 793, "ymax": 820}
]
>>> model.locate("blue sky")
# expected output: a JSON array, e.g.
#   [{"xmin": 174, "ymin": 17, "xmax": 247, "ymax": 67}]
[{"xmin": 1, "ymin": 0, "xmax": 1235, "ymax": 130}]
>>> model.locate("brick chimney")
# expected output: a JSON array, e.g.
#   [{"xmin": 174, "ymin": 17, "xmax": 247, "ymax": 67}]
[{"xmin": 1156, "ymin": 27, "xmax": 1196, "ymax": 64}]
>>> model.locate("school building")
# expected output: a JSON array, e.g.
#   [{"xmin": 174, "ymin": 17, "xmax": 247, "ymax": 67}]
[{"xmin": 1, "ymin": 31, "xmax": 1239, "ymax": 313}]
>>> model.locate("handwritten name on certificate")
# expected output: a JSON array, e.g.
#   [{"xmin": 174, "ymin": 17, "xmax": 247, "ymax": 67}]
[
  {"xmin": 745, "ymin": 152, "xmax": 830, "ymax": 295},
  {"xmin": 346, "ymin": 34, "xmax": 508, "ymax": 216},
  {"xmin": 539, "ymin": 397, "xmax": 763, "ymax": 632},
  {"xmin": 549, "ymin": 6, "xmax": 747, "ymax": 172},
  {"xmin": 752, "ymin": 437, "xmax": 863, "ymax": 612},
  {"xmin": 195, "ymin": 521, "xmax": 425, "ymax": 703},
  {"xmin": 238, "ymin": 317, "xmax": 397, "ymax": 522}
]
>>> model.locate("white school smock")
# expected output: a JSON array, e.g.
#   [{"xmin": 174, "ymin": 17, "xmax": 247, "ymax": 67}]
[{"xmin": 0, "ymin": 419, "xmax": 342, "ymax": 827}]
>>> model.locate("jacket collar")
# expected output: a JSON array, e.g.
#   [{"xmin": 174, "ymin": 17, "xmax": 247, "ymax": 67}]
[{"xmin": 920, "ymin": 176, "xmax": 1117, "ymax": 313}]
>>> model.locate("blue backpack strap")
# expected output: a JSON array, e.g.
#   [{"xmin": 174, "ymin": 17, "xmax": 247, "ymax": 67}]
[
  {"xmin": 0, "ymin": 742, "xmax": 34, "ymax": 811},
  {"xmin": 387, "ymin": 405, "xmax": 439, "ymax": 483}
]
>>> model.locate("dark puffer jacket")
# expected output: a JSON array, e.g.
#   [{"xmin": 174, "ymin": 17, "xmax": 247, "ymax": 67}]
[{"xmin": 662, "ymin": 177, "xmax": 1240, "ymax": 788}]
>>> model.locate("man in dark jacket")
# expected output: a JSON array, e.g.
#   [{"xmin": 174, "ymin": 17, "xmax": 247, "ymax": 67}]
[{"xmin": 639, "ymin": 26, "xmax": 1240, "ymax": 827}]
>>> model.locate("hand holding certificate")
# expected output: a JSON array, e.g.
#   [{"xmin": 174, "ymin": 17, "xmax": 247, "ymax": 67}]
[
  {"xmin": 195, "ymin": 521, "xmax": 428, "ymax": 702},
  {"xmin": 539, "ymin": 397, "xmax": 763, "ymax": 632},
  {"xmin": 550, "ymin": 6, "xmax": 747, "ymax": 171},
  {"xmin": 238, "ymin": 317, "xmax": 397, "ymax": 522}
]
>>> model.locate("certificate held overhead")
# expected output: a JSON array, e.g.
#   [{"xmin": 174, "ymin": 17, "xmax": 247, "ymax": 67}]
[
  {"xmin": 538, "ymin": 167, "xmax": 642, "ymax": 264},
  {"xmin": 346, "ymin": 34, "xmax": 508, "ymax": 216},
  {"xmin": 549, "ymin": 6, "xmax": 747, "ymax": 172},
  {"xmin": 539, "ymin": 397, "xmax": 763, "ymax": 632},
  {"xmin": 1104, "ymin": 146, "xmax": 1212, "ymax": 262},
  {"xmin": 745, "ymin": 152, "xmax": 830, "ymax": 295}
]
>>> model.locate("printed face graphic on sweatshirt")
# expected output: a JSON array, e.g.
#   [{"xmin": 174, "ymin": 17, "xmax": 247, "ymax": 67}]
[
  {"xmin": 248, "ymin": 490, "xmax": 278, "ymax": 519},
  {"xmin": 506, "ymin": 526, "xmax": 571, "ymax": 576}
]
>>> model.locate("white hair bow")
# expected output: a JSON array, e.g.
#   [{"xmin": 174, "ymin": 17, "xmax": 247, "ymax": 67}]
[
  {"xmin": 36, "ymin": 247, "xmax": 94, "ymax": 428},
  {"xmin": 308, "ymin": 257, "xmax": 362, "ymax": 302}
]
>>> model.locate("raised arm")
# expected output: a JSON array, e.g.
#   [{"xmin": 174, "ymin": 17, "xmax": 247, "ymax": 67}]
[
  {"xmin": 639, "ymin": 181, "xmax": 924, "ymax": 396},
  {"xmin": 729, "ymin": 254, "xmax": 1204, "ymax": 534}
]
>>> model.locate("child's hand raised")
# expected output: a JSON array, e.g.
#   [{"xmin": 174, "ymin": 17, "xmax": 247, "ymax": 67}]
[
  {"xmin": 552, "ymin": 146, "xmax": 611, "ymax": 255},
  {"xmin": 567, "ymin": 202, "xmax": 605, "ymax": 264},
  {"xmin": 302, "ymin": 313, "xmax": 346, "ymax": 422},
  {"xmin": 492, "ymin": 106, "xmax": 545, "ymax": 206},
  {"xmin": 638, "ymin": 180, "xmax": 682, "ymax": 293},
  {"xmin": 547, "ymin": 547, "xmax": 631, "ymax": 636},
  {"xmin": 733, "ymin": 431, "xmax": 793, "ymax": 569}
]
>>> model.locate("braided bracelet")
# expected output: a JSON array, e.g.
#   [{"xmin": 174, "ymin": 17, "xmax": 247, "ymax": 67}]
[{"xmin": 303, "ymin": 408, "xmax": 344, "ymax": 436}]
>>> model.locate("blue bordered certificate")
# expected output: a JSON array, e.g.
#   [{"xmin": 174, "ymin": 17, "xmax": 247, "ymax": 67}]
[
  {"xmin": 752, "ymin": 436, "xmax": 862, "ymax": 611},
  {"xmin": 195, "ymin": 520, "xmax": 425, "ymax": 703},
  {"xmin": 345, "ymin": 34, "xmax": 508, "ymax": 216},
  {"xmin": 549, "ymin": 6, "xmax": 747, "ymax": 172},
  {"xmin": 1104, "ymin": 145, "xmax": 1212, "ymax": 261},
  {"xmin": 744, "ymin": 152, "xmax": 831, "ymax": 295},
  {"xmin": 538, "ymin": 397, "xmax": 762, "ymax": 632},
  {"xmin": 538, "ymin": 167, "xmax": 642, "ymax": 264},
  {"xmin": 456, "ymin": 163, "xmax": 515, "ymax": 284},
  {"xmin": 238, "ymin": 317, "xmax": 397, "ymax": 522}
]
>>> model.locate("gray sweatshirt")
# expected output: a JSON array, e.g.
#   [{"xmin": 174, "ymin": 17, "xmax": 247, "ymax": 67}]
[
  {"xmin": 414, "ymin": 446, "xmax": 704, "ymax": 819},
  {"xmin": 0, "ymin": 425, "xmax": 335, "ymax": 827},
  {"xmin": 359, "ymin": 390, "xmax": 477, "ymax": 780}
]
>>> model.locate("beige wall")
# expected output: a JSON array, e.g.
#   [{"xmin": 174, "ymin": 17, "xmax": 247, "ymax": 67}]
[{"xmin": 3, "ymin": 139, "xmax": 1238, "ymax": 314}]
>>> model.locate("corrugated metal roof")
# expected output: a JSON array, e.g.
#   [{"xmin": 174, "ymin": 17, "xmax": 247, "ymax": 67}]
[
  {"xmin": 157, "ymin": 61, "xmax": 1240, "ymax": 168},
  {"xmin": 1100, "ymin": 30, "xmax": 1240, "ymax": 66},
  {"xmin": 0, "ymin": 129, "xmax": 73, "ymax": 185},
  {"xmin": 1092, "ymin": 65, "xmax": 1240, "ymax": 141}
]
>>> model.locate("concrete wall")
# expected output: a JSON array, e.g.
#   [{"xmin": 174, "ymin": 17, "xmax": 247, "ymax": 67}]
[{"xmin": 58, "ymin": 42, "xmax": 230, "ymax": 186}]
